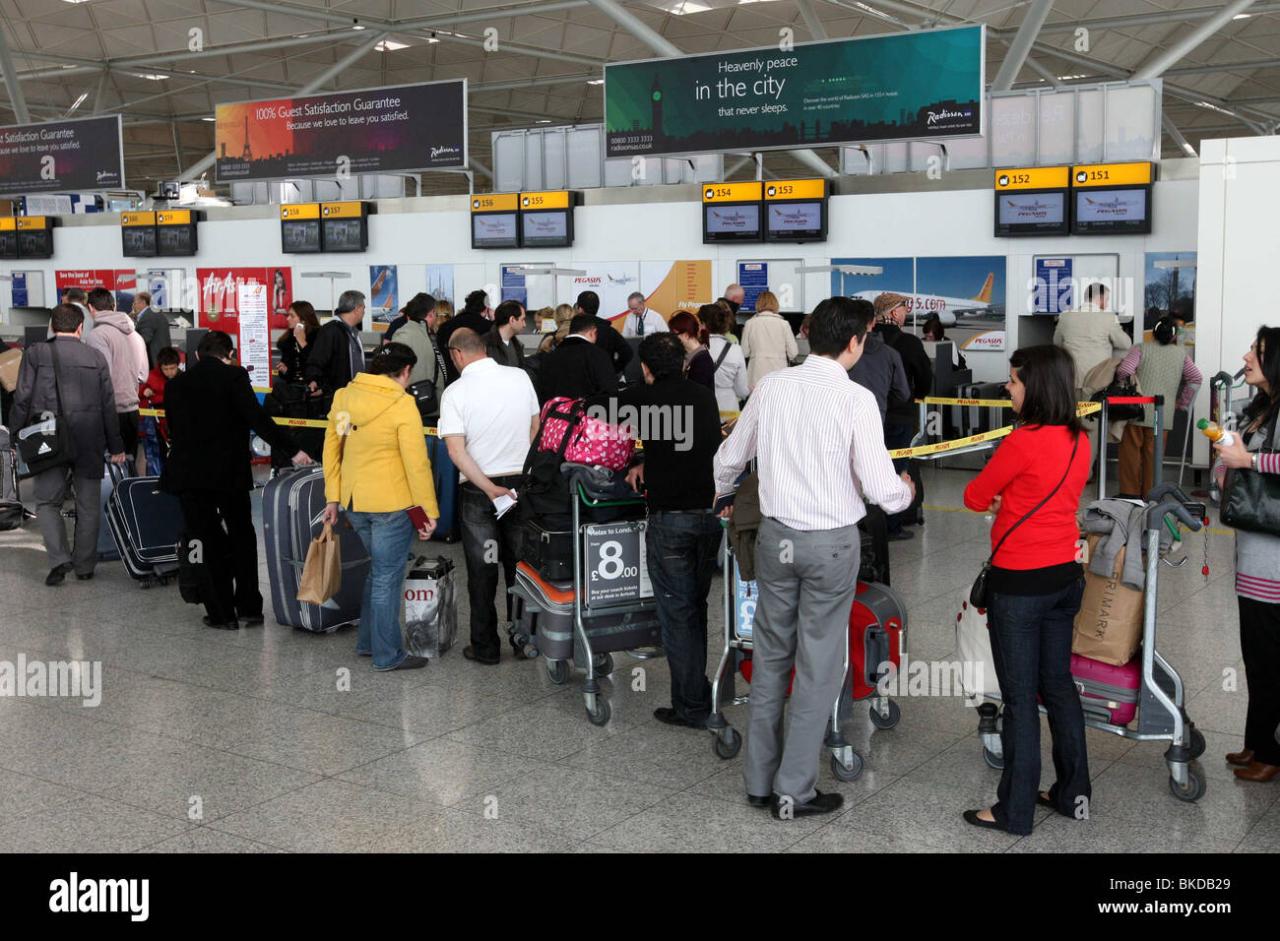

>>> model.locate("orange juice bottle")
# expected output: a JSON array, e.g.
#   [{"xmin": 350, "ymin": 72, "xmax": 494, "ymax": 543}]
[{"xmin": 1197, "ymin": 419, "xmax": 1235, "ymax": 447}]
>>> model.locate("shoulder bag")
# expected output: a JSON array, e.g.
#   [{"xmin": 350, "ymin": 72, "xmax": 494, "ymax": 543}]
[
  {"xmin": 16, "ymin": 339, "xmax": 77, "ymax": 478},
  {"xmin": 969, "ymin": 430, "xmax": 1080, "ymax": 608},
  {"xmin": 712, "ymin": 339, "xmax": 732, "ymax": 374},
  {"xmin": 1220, "ymin": 416, "xmax": 1280, "ymax": 537}
]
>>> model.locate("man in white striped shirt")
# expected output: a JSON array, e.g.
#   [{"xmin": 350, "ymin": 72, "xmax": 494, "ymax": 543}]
[{"xmin": 714, "ymin": 296, "xmax": 914, "ymax": 819}]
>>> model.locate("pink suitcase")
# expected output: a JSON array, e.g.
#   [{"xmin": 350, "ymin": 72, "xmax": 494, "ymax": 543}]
[{"xmin": 1069, "ymin": 653, "xmax": 1139, "ymax": 726}]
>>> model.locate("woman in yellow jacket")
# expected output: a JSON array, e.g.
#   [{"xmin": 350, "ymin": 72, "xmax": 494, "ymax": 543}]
[{"xmin": 321, "ymin": 343, "xmax": 439, "ymax": 671}]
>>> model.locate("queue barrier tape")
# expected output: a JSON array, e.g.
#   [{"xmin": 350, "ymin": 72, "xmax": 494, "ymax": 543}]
[
  {"xmin": 890, "ymin": 401, "xmax": 1101, "ymax": 460},
  {"xmin": 138, "ymin": 407, "xmax": 438, "ymax": 436}
]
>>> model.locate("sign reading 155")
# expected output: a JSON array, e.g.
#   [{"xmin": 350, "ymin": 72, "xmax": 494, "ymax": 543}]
[{"xmin": 524, "ymin": 195, "xmax": 546, "ymax": 206}]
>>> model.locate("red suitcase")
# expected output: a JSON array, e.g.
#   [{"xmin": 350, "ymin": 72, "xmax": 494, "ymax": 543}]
[
  {"xmin": 1069, "ymin": 652, "xmax": 1140, "ymax": 726},
  {"xmin": 739, "ymin": 581, "xmax": 906, "ymax": 703}
]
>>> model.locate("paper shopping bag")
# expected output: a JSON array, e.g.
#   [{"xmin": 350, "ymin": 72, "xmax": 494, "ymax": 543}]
[{"xmin": 297, "ymin": 523, "xmax": 342, "ymax": 606}]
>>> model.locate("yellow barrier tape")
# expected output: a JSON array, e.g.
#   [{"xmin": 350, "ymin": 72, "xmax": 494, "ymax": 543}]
[
  {"xmin": 139, "ymin": 407, "xmax": 439, "ymax": 436},
  {"xmin": 919, "ymin": 397, "xmax": 1105, "ymax": 410},
  {"xmin": 890, "ymin": 401, "xmax": 1101, "ymax": 459}
]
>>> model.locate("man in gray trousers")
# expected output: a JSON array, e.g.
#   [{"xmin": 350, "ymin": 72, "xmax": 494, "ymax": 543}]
[
  {"xmin": 11, "ymin": 304, "xmax": 126, "ymax": 586},
  {"xmin": 714, "ymin": 297, "xmax": 914, "ymax": 819}
]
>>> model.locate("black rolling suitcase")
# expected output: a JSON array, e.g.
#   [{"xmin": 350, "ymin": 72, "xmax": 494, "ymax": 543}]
[
  {"xmin": 0, "ymin": 425, "xmax": 30, "ymax": 531},
  {"xmin": 262, "ymin": 466, "xmax": 370, "ymax": 633},
  {"xmin": 106, "ymin": 476, "xmax": 182, "ymax": 587},
  {"xmin": 98, "ymin": 460, "xmax": 131, "ymax": 561}
]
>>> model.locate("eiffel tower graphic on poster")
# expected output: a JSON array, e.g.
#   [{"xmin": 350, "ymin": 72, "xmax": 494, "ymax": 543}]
[{"xmin": 240, "ymin": 116, "xmax": 252, "ymax": 161}]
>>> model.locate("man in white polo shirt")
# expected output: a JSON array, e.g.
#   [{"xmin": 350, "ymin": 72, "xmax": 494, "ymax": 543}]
[{"xmin": 439, "ymin": 327, "xmax": 541, "ymax": 665}]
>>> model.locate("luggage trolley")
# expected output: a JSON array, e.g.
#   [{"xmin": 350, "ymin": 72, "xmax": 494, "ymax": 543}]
[
  {"xmin": 509, "ymin": 481, "xmax": 661, "ymax": 727},
  {"xmin": 973, "ymin": 484, "xmax": 1210, "ymax": 802},
  {"xmin": 706, "ymin": 532, "xmax": 907, "ymax": 782}
]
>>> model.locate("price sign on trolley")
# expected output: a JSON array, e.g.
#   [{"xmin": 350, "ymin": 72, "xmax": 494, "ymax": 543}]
[{"xmin": 584, "ymin": 521, "xmax": 652, "ymax": 607}]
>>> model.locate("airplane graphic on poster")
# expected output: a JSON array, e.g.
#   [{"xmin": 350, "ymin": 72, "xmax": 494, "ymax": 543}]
[
  {"xmin": 851, "ymin": 272, "xmax": 995, "ymax": 327},
  {"xmin": 1005, "ymin": 198, "xmax": 1056, "ymax": 220}
]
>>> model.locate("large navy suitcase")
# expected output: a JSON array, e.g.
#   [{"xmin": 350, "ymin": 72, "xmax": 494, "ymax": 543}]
[
  {"xmin": 262, "ymin": 466, "xmax": 370, "ymax": 633},
  {"xmin": 426, "ymin": 434, "xmax": 459, "ymax": 543},
  {"xmin": 106, "ymin": 476, "xmax": 182, "ymax": 586},
  {"xmin": 98, "ymin": 460, "xmax": 131, "ymax": 561},
  {"xmin": 0, "ymin": 425, "xmax": 28, "ymax": 531}
]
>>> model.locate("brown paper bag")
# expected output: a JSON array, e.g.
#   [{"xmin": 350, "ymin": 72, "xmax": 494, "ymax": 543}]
[
  {"xmin": 297, "ymin": 523, "xmax": 341, "ymax": 605},
  {"xmin": 0, "ymin": 348, "xmax": 21, "ymax": 393},
  {"xmin": 1072, "ymin": 533, "xmax": 1144, "ymax": 665}
]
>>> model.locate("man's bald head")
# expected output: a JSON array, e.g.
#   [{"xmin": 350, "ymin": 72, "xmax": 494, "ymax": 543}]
[{"xmin": 448, "ymin": 326, "xmax": 488, "ymax": 371}]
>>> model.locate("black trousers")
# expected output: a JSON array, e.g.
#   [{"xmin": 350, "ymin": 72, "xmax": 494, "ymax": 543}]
[
  {"xmin": 1238, "ymin": 597, "xmax": 1280, "ymax": 766},
  {"xmin": 460, "ymin": 477, "xmax": 523, "ymax": 658},
  {"xmin": 178, "ymin": 488, "xmax": 262, "ymax": 624},
  {"xmin": 118, "ymin": 410, "xmax": 139, "ymax": 458}
]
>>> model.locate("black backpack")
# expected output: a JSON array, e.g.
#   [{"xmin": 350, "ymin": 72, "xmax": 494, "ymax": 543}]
[{"xmin": 519, "ymin": 399, "xmax": 582, "ymax": 523}]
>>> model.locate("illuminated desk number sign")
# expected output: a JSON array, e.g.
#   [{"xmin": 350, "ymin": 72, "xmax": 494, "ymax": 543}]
[
  {"xmin": 1070, "ymin": 162, "xmax": 1155, "ymax": 236},
  {"xmin": 993, "ymin": 166, "xmax": 1070, "ymax": 238},
  {"xmin": 320, "ymin": 201, "xmax": 372, "ymax": 253},
  {"xmin": 764, "ymin": 178, "xmax": 829, "ymax": 243},
  {"xmin": 0, "ymin": 218, "xmax": 19, "ymax": 260},
  {"xmin": 14, "ymin": 216, "xmax": 55, "ymax": 259},
  {"xmin": 470, "ymin": 193, "xmax": 520, "ymax": 249},
  {"xmin": 703, "ymin": 182, "xmax": 763, "ymax": 244},
  {"xmin": 519, "ymin": 191, "xmax": 578, "ymax": 249},
  {"xmin": 156, "ymin": 209, "xmax": 200, "ymax": 257}
]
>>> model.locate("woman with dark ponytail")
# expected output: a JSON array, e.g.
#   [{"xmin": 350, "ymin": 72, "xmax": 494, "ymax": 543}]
[{"xmin": 1114, "ymin": 315, "xmax": 1203, "ymax": 497}]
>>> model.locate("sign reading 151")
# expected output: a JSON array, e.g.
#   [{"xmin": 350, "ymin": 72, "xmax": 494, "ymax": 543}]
[{"xmin": 1077, "ymin": 169, "xmax": 1109, "ymax": 183}]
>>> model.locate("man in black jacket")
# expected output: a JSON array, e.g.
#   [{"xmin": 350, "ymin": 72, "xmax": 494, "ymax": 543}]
[
  {"xmin": 587, "ymin": 333, "xmax": 722, "ymax": 729},
  {"xmin": 873, "ymin": 293, "xmax": 933, "ymax": 537},
  {"xmin": 575, "ymin": 290, "xmax": 632, "ymax": 377},
  {"xmin": 163, "ymin": 331, "xmax": 312, "ymax": 629},
  {"xmin": 11, "ymin": 304, "xmax": 126, "ymax": 586},
  {"xmin": 132, "ymin": 292, "xmax": 172, "ymax": 369},
  {"xmin": 485, "ymin": 300, "xmax": 527, "ymax": 368},
  {"xmin": 538, "ymin": 314, "xmax": 618, "ymax": 402},
  {"xmin": 436, "ymin": 289, "xmax": 493, "ymax": 383},
  {"xmin": 304, "ymin": 290, "xmax": 367, "ymax": 397}
]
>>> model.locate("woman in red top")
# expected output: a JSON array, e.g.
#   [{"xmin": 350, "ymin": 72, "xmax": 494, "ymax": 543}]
[{"xmin": 961, "ymin": 345, "xmax": 1092, "ymax": 835}]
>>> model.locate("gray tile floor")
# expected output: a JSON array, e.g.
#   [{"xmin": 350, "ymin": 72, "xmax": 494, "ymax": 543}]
[{"xmin": 0, "ymin": 465, "xmax": 1276, "ymax": 853}]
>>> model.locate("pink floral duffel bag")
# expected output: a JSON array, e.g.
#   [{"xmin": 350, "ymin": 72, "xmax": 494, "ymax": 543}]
[{"xmin": 536, "ymin": 396, "xmax": 635, "ymax": 471}]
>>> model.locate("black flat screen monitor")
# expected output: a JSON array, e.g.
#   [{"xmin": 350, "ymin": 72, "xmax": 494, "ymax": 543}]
[
  {"xmin": 322, "ymin": 218, "xmax": 367, "ymax": 253},
  {"xmin": 994, "ymin": 190, "xmax": 1069, "ymax": 237},
  {"xmin": 281, "ymin": 219, "xmax": 322, "ymax": 253},
  {"xmin": 122, "ymin": 225, "xmax": 158, "ymax": 257},
  {"xmin": 0, "ymin": 231, "xmax": 17, "ymax": 259},
  {"xmin": 157, "ymin": 224, "xmax": 198, "ymax": 257},
  {"xmin": 520, "ymin": 210, "xmax": 572, "ymax": 248},
  {"xmin": 1072, "ymin": 187, "xmax": 1152, "ymax": 235},
  {"xmin": 472, "ymin": 212, "xmax": 520, "ymax": 249},
  {"xmin": 703, "ymin": 203, "xmax": 762, "ymax": 243},
  {"xmin": 16, "ymin": 229, "xmax": 52, "ymax": 259},
  {"xmin": 765, "ymin": 201, "xmax": 826, "ymax": 242}
]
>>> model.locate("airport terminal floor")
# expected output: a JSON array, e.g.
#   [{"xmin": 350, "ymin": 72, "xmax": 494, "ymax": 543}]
[{"xmin": 0, "ymin": 465, "xmax": 1273, "ymax": 856}]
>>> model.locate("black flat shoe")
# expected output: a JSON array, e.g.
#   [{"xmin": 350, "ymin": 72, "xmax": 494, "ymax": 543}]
[
  {"xmin": 238, "ymin": 614, "xmax": 264, "ymax": 627},
  {"xmin": 653, "ymin": 707, "xmax": 707, "ymax": 730},
  {"xmin": 75, "ymin": 572, "xmax": 94, "ymax": 581},
  {"xmin": 463, "ymin": 646, "xmax": 500, "ymax": 666},
  {"xmin": 962, "ymin": 809, "xmax": 1008, "ymax": 831},
  {"xmin": 771, "ymin": 790, "xmax": 844, "ymax": 819},
  {"xmin": 1037, "ymin": 792, "xmax": 1056, "ymax": 810},
  {"xmin": 202, "ymin": 616, "xmax": 240, "ymax": 630},
  {"xmin": 746, "ymin": 794, "xmax": 771, "ymax": 808},
  {"xmin": 45, "ymin": 563, "xmax": 72, "ymax": 587}
]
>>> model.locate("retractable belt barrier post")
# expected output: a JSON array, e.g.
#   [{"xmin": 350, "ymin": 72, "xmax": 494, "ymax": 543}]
[{"xmin": 1097, "ymin": 394, "xmax": 1163, "ymax": 500}]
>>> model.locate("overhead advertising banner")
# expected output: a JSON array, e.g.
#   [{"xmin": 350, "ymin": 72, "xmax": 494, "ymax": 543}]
[
  {"xmin": 214, "ymin": 79, "xmax": 467, "ymax": 182},
  {"xmin": 0, "ymin": 115, "xmax": 125, "ymax": 196},
  {"xmin": 604, "ymin": 25, "xmax": 983, "ymax": 158}
]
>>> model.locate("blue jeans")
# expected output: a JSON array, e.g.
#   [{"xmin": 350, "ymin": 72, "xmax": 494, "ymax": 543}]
[
  {"xmin": 347, "ymin": 510, "xmax": 415, "ymax": 670},
  {"xmin": 646, "ymin": 511, "xmax": 723, "ymax": 722},
  {"xmin": 988, "ymin": 578, "xmax": 1091, "ymax": 834}
]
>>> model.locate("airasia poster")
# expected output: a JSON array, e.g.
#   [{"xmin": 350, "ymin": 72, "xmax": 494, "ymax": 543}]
[
  {"xmin": 55, "ymin": 269, "xmax": 138, "ymax": 312},
  {"xmin": 197, "ymin": 267, "xmax": 292, "ymax": 330}
]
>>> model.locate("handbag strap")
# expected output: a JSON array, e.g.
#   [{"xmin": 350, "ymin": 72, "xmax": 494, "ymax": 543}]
[
  {"xmin": 712, "ymin": 338, "xmax": 732, "ymax": 373},
  {"xmin": 985, "ymin": 430, "xmax": 1080, "ymax": 565},
  {"xmin": 46, "ymin": 337, "xmax": 67, "ymax": 418}
]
